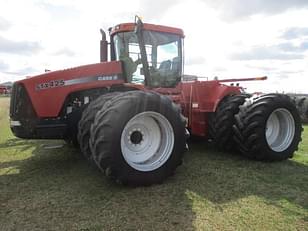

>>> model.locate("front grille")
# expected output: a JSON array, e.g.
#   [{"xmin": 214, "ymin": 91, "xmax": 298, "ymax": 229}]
[
  {"xmin": 9, "ymin": 83, "xmax": 36, "ymax": 120},
  {"xmin": 9, "ymin": 83, "xmax": 18, "ymax": 117}
]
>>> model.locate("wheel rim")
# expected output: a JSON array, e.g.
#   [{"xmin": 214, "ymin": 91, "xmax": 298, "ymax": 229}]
[
  {"xmin": 265, "ymin": 108, "xmax": 295, "ymax": 152},
  {"xmin": 121, "ymin": 111, "xmax": 174, "ymax": 172}
]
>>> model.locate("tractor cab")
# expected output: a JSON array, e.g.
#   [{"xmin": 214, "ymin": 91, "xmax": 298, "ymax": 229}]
[{"xmin": 103, "ymin": 17, "xmax": 184, "ymax": 88}]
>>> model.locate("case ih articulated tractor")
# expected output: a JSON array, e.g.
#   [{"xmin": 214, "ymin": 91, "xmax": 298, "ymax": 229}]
[{"xmin": 10, "ymin": 17, "xmax": 302, "ymax": 186}]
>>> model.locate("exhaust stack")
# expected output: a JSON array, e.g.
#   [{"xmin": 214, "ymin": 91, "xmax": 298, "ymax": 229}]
[{"xmin": 100, "ymin": 29, "xmax": 108, "ymax": 62}]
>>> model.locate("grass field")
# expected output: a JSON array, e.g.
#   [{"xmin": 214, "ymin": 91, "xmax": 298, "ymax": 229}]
[{"xmin": 0, "ymin": 96, "xmax": 307, "ymax": 231}]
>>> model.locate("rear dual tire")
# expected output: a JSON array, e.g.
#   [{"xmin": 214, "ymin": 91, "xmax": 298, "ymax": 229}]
[
  {"xmin": 233, "ymin": 94, "xmax": 302, "ymax": 161},
  {"xmin": 209, "ymin": 94, "xmax": 250, "ymax": 151}
]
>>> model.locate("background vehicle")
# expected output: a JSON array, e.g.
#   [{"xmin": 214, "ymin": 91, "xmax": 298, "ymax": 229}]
[
  {"xmin": 10, "ymin": 17, "xmax": 303, "ymax": 186},
  {"xmin": 289, "ymin": 94, "xmax": 308, "ymax": 123}
]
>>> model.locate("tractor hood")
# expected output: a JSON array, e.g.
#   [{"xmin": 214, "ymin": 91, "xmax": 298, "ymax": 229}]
[{"xmin": 13, "ymin": 61, "xmax": 124, "ymax": 117}]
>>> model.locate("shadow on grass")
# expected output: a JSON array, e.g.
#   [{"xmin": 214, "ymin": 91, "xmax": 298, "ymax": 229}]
[
  {"xmin": 0, "ymin": 138, "xmax": 81, "ymax": 174},
  {"xmin": 0, "ymin": 138, "xmax": 307, "ymax": 230},
  {"xmin": 188, "ymin": 142, "xmax": 308, "ymax": 204}
]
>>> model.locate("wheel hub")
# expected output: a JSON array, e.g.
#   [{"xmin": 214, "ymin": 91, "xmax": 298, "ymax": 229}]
[
  {"xmin": 130, "ymin": 130, "xmax": 143, "ymax": 145},
  {"xmin": 265, "ymin": 108, "xmax": 295, "ymax": 152},
  {"xmin": 121, "ymin": 111, "xmax": 174, "ymax": 172}
]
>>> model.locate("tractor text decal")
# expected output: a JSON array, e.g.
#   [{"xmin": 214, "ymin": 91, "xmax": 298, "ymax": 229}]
[
  {"xmin": 36, "ymin": 80, "xmax": 65, "ymax": 91},
  {"xmin": 36, "ymin": 75, "xmax": 120, "ymax": 91}
]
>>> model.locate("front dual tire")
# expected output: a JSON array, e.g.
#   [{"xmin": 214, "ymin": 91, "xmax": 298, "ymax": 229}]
[{"xmin": 79, "ymin": 91, "xmax": 187, "ymax": 186}]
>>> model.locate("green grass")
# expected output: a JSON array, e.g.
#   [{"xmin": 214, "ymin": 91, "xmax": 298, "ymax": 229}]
[{"xmin": 0, "ymin": 97, "xmax": 307, "ymax": 231}]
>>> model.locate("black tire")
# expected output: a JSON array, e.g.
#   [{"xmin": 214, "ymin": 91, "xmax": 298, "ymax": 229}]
[
  {"xmin": 233, "ymin": 94, "xmax": 303, "ymax": 161},
  {"xmin": 90, "ymin": 91, "xmax": 187, "ymax": 186},
  {"xmin": 77, "ymin": 92, "xmax": 119, "ymax": 162},
  {"xmin": 302, "ymin": 99, "xmax": 308, "ymax": 123},
  {"xmin": 209, "ymin": 94, "xmax": 250, "ymax": 151},
  {"xmin": 65, "ymin": 106, "xmax": 85, "ymax": 149}
]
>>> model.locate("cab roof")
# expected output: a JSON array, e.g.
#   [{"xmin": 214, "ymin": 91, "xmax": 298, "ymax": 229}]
[{"xmin": 109, "ymin": 23, "xmax": 185, "ymax": 37}]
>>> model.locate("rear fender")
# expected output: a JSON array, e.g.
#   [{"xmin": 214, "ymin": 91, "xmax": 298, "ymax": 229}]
[{"xmin": 180, "ymin": 81, "xmax": 242, "ymax": 137}]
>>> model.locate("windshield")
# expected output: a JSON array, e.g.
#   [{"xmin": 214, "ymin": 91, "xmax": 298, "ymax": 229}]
[{"xmin": 113, "ymin": 30, "xmax": 182, "ymax": 87}]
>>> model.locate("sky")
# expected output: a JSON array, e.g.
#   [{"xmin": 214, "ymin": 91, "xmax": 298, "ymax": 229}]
[{"xmin": 0, "ymin": 0, "xmax": 308, "ymax": 93}]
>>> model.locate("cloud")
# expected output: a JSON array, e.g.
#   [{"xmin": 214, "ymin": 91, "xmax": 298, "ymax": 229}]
[
  {"xmin": 203, "ymin": 0, "xmax": 308, "ymax": 20},
  {"xmin": 185, "ymin": 56, "xmax": 206, "ymax": 66},
  {"xmin": 0, "ymin": 36, "xmax": 42, "ymax": 55},
  {"xmin": 37, "ymin": 1, "xmax": 81, "ymax": 22},
  {"xmin": 52, "ymin": 47, "xmax": 76, "ymax": 57},
  {"xmin": 0, "ymin": 60, "xmax": 9, "ymax": 71},
  {"xmin": 272, "ymin": 71, "xmax": 304, "ymax": 80},
  {"xmin": 301, "ymin": 41, "xmax": 308, "ymax": 50},
  {"xmin": 277, "ymin": 42, "xmax": 297, "ymax": 52},
  {"xmin": 275, "ymin": 74, "xmax": 289, "ymax": 79},
  {"xmin": 231, "ymin": 44, "xmax": 305, "ymax": 61},
  {"xmin": 4, "ymin": 66, "xmax": 38, "ymax": 76},
  {"xmin": 139, "ymin": 0, "xmax": 182, "ymax": 20},
  {"xmin": 214, "ymin": 66, "xmax": 228, "ymax": 72},
  {"xmin": 0, "ymin": 17, "xmax": 11, "ymax": 31},
  {"xmin": 245, "ymin": 64, "xmax": 277, "ymax": 72},
  {"xmin": 277, "ymin": 41, "xmax": 308, "ymax": 52},
  {"xmin": 281, "ymin": 27, "xmax": 308, "ymax": 40}
]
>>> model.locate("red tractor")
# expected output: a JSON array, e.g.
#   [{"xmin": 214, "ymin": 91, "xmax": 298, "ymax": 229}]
[{"xmin": 10, "ymin": 17, "xmax": 302, "ymax": 186}]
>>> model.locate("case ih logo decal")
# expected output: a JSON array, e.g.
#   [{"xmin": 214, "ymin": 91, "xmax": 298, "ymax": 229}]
[
  {"xmin": 98, "ymin": 76, "xmax": 118, "ymax": 81},
  {"xmin": 36, "ymin": 75, "xmax": 120, "ymax": 91}
]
